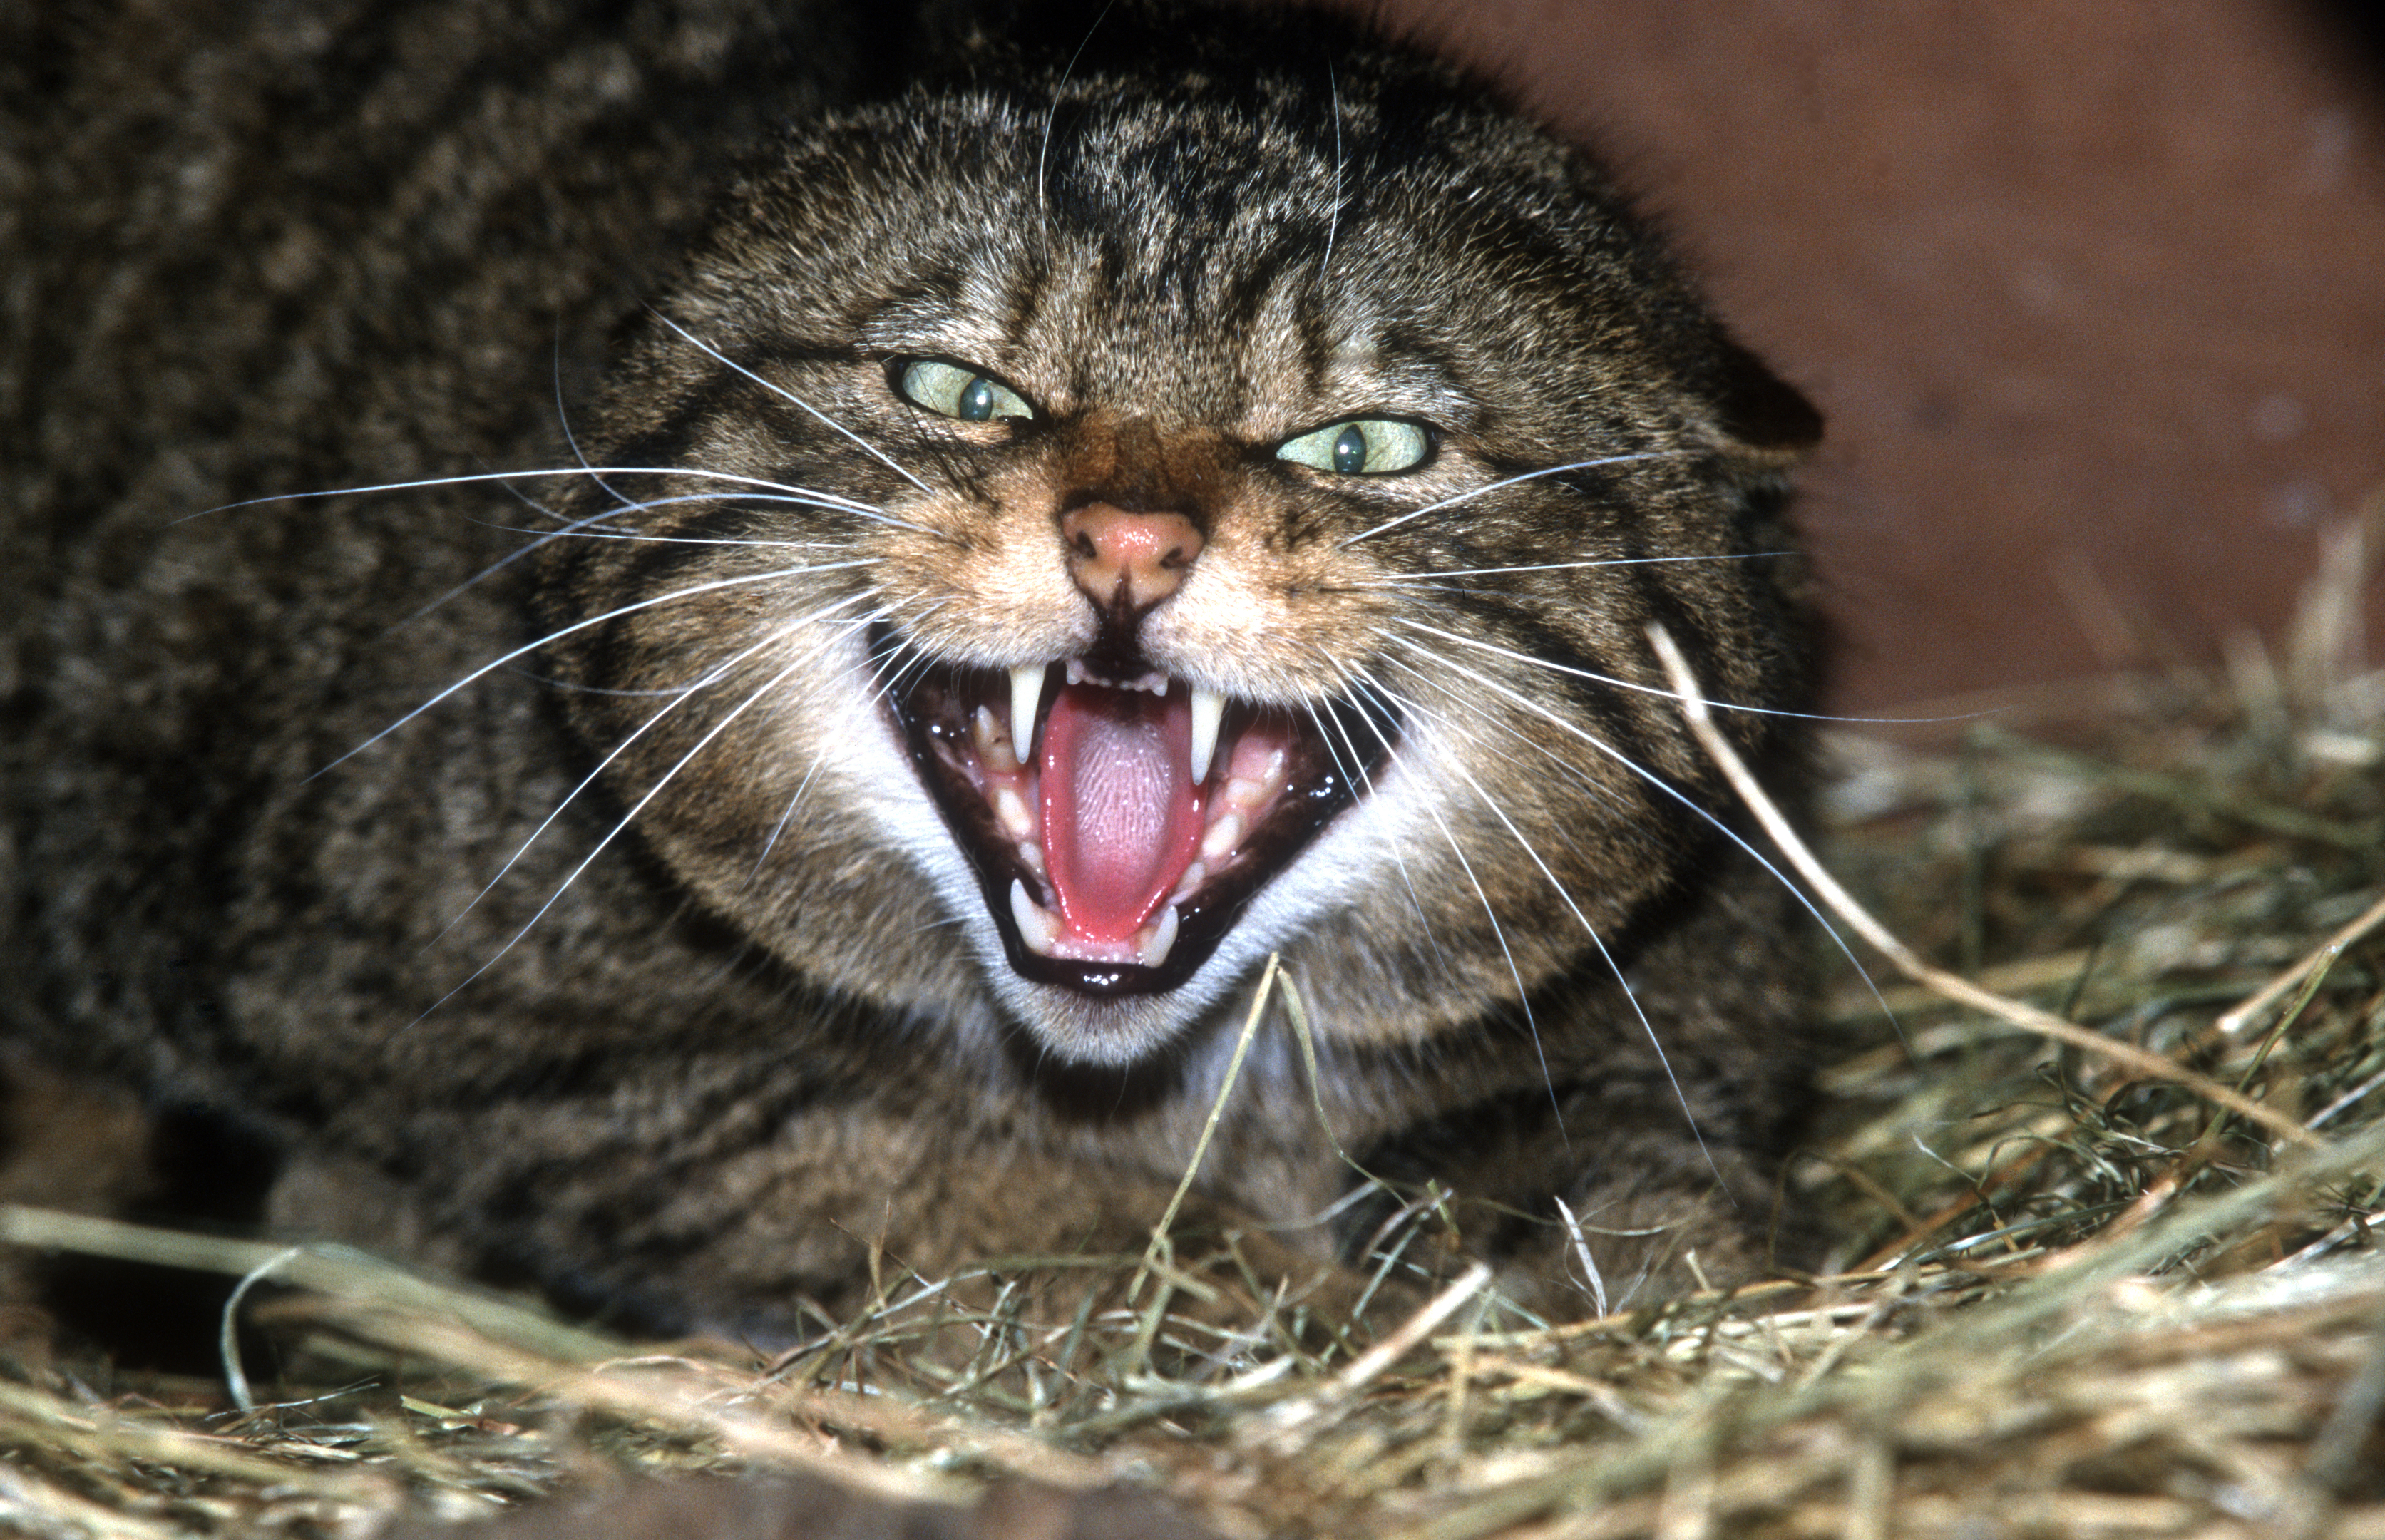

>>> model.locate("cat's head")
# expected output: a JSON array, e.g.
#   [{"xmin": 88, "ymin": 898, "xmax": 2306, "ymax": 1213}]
[{"xmin": 546, "ymin": 6, "xmax": 1817, "ymax": 1067}]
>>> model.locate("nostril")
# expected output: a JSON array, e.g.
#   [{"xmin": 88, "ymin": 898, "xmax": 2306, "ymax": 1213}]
[{"xmin": 1060, "ymin": 504, "xmax": 1204, "ymax": 612}]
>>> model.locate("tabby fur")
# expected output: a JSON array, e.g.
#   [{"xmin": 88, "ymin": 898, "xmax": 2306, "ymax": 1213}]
[{"xmin": 0, "ymin": 0, "xmax": 1820, "ymax": 1337}]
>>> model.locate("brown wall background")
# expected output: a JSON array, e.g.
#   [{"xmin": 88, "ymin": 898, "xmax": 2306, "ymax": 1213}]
[{"xmin": 1344, "ymin": 0, "xmax": 2385, "ymax": 712}]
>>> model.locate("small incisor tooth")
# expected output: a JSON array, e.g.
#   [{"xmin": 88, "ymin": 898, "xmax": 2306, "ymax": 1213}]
[{"xmin": 1188, "ymin": 685, "xmax": 1225, "ymax": 784}]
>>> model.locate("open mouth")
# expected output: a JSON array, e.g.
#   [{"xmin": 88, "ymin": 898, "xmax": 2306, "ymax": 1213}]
[{"xmin": 876, "ymin": 627, "xmax": 1397, "ymax": 996}]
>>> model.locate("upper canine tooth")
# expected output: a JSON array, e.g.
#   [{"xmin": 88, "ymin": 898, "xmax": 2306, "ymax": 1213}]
[
  {"xmin": 1010, "ymin": 664, "xmax": 1047, "ymax": 754},
  {"xmin": 1189, "ymin": 686, "xmax": 1226, "ymax": 784}
]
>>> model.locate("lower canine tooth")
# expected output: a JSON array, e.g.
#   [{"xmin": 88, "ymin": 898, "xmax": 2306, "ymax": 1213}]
[
  {"xmin": 1134, "ymin": 903, "xmax": 1181, "ymax": 968},
  {"xmin": 1010, "ymin": 879, "xmax": 1060, "ymax": 955}
]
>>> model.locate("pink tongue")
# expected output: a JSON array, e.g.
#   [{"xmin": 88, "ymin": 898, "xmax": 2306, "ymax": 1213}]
[{"xmin": 1037, "ymin": 682, "xmax": 1206, "ymax": 942}]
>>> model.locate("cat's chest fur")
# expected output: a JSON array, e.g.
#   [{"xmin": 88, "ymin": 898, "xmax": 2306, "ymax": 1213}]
[{"xmin": 1, "ymin": 0, "xmax": 1820, "ymax": 1336}]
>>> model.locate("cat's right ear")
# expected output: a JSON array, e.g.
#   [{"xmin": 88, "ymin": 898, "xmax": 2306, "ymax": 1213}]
[{"xmin": 1707, "ymin": 333, "xmax": 1822, "ymax": 466}]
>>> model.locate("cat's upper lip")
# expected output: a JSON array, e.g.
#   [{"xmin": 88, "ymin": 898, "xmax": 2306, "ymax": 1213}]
[{"xmin": 872, "ymin": 627, "xmax": 1394, "ymax": 997}]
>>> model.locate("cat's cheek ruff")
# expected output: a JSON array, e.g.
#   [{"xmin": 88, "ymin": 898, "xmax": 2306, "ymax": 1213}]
[{"xmin": 804, "ymin": 635, "xmax": 1014, "ymax": 1002}]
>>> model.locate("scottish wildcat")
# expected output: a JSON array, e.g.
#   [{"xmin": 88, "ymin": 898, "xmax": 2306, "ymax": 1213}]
[{"xmin": 0, "ymin": 0, "xmax": 1820, "ymax": 1337}]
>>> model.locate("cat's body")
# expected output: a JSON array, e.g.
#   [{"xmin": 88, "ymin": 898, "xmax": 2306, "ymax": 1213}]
[{"xmin": 1, "ymin": 0, "xmax": 1820, "ymax": 1337}]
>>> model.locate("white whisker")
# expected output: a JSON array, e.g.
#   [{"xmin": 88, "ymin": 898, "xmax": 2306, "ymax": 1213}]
[
  {"xmin": 1383, "ymin": 632, "xmax": 1894, "ymax": 1027},
  {"xmin": 1393, "ymin": 616, "xmax": 1836, "ymax": 724},
  {"xmin": 483, "ymin": 486, "xmax": 890, "ymax": 532},
  {"xmin": 1038, "ymin": 1, "xmax": 1117, "ymax": 239},
  {"xmin": 505, "ymin": 668, "xmax": 700, "ymax": 699},
  {"xmin": 1340, "ymin": 452, "xmax": 1691, "ymax": 545},
  {"xmin": 319, "ymin": 560, "xmax": 873, "ymax": 777},
  {"xmin": 392, "ymin": 468, "xmax": 902, "ymax": 623},
  {"xmin": 554, "ymin": 334, "xmax": 642, "ymax": 520},
  {"xmin": 1320, "ymin": 59, "xmax": 1343, "ymax": 277},
  {"xmin": 1368, "ymin": 552, "xmax": 1793, "ymax": 582},
  {"xmin": 411, "ymin": 632, "xmax": 834, "ymax": 1025},
  {"xmin": 1334, "ymin": 674, "xmax": 1557, "ymax": 1124},
  {"xmin": 472, "ymin": 515, "xmax": 843, "ymax": 550},
  {"xmin": 1370, "ymin": 661, "xmax": 1724, "ymax": 1183},
  {"xmin": 746, "ymin": 600, "xmax": 955, "ymax": 885},
  {"xmin": 437, "ymin": 593, "xmax": 881, "ymax": 939},
  {"xmin": 647, "ymin": 311, "xmax": 939, "ymax": 500},
  {"xmin": 191, "ymin": 464, "xmax": 902, "ymax": 525},
  {"xmin": 1298, "ymin": 664, "xmax": 1454, "ymax": 980}
]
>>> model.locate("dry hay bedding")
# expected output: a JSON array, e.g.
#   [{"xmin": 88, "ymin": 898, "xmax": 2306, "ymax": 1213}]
[{"xmin": 4, "ymin": 518, "xmax": 2384, "ymax": 1540}]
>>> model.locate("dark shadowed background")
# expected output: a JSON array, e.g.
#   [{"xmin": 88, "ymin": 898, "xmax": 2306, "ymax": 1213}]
[{"xmin": 1335, "ymin": 0, "xmax": 2385, "ymax": 713}]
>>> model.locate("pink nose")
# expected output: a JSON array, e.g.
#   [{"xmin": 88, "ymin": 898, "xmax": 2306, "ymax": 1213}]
[{"xmin": 1060, "ymin": 504, "xmax": 1204, "ymax": 612}]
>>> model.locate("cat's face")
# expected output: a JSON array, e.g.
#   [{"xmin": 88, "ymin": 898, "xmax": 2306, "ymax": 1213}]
[{"xmin": 548, "ymin": 51, "xmax": 1813, "ymax": 1066}]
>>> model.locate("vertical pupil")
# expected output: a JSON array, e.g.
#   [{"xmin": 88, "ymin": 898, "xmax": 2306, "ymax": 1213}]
[
  {"xmin": 959, "ymin": 376, "xmax": 996, "ymax": 421},
  {"xmin": 1331, "ymin": 424, "xmax": 1368, "ymax": 474}
]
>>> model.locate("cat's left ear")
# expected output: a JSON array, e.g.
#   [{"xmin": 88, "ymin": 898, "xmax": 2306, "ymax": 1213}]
[{"xmin": 1704, "ymin": 333, "xmax": 1822, "ymax": 466}]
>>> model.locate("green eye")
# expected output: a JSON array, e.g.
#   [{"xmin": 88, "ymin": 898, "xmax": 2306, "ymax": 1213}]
[
  {"xmin": 1276, "ymin": 419, "xmax": 1430, "ymax": 476},
  {"xmin": 895, "ymin": 359, "xmax": 1033, "ymax": 422}
]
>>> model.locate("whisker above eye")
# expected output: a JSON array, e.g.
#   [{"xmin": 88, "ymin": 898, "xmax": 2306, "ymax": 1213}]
[
  {"xmin": 646, "ymin": 309, "xmax": 942, "ymax": 501},
  {"xmin": 1037, "ymin": 0, "xmax": 1119, "ymax": 244},
  {"xmin": 1319, "ymin": 58, "xmax": 1344, "ymax": 278},
  {"xmin": 1338, "ymin": 451, "xmax": 1693, "ymax": 546}
]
